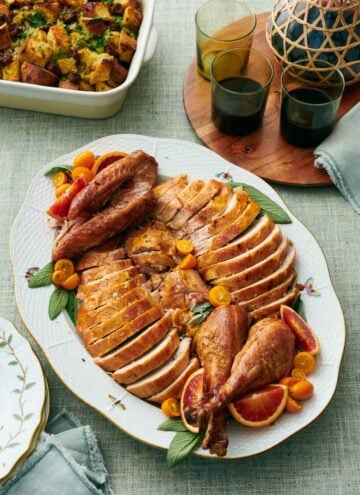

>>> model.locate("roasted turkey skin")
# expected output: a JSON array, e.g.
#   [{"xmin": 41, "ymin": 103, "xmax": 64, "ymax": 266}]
[{"xmin": 52, "ymin": 181, "xmax": 155, "ymax": 260}]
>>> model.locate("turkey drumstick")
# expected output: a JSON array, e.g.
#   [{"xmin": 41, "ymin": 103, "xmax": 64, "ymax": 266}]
[
  {"xmin": 194, "ymin": 305, "xmax": 248, "ymax": 456},
  {"xmin": 196, "ymin": 316, "xmax": 295, "ymax": 426}
]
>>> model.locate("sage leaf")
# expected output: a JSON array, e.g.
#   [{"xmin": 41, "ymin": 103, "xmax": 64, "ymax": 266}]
[
  {"xmin": 292, "ymin": 296, "xmax": 307, "ymax": 322},
  {"xmin": 158, "ymin": 419, "xmax": 188, "ymax": 433},
  {"xmin": 66, "ymin": 291, "xmax": 77, "ymax": 326},
  {"xmin": 28, "ymin": 262, "xmax": 54, "ymax": 288},
  {"xmin": 167, "ymin": 430, "xmax": 204, "ymax": 467},
  {"xmin": 44, "ymin": 165, "xmax": 73, "ymax": 176},
  {"xmin": 49, "ymin": 288, "xmax": 69, "ymax": 320},
  {"xmin": 187, "ymin": 311, "xmax": 212, "ymax": 326},
  {"xmin": 191, "ymin": 302, "xmax": 212, "ymax": 314},
  {"xmin": 228, "ymin": 181, "xmax": 292, "ymax": 224}
]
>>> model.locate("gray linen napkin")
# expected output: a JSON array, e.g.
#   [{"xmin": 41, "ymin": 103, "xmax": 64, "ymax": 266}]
[
  {"xmin": 314, "ymin": 102, "xmax": 360, "ymax": 214},
  {"xmin": 0, "ymin": 410, "xmax": 113, "ymax": 495}
]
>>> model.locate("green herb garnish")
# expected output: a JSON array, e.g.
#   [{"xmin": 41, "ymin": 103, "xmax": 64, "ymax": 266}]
[
  {"xmin": 228, "ymin": 181, "xmax": 292, "ymax": 224},
  {"xmin": 292, "ymin": 296, "xmax": 307, "ymax": 321},
  {"xmin": 65, "ymin": 291, "xmax": 78, "ymax": 325},
  {"xmin": 28, "ymin": 9, "xmax": 46, "ymax": 28},
  {"xmin": 44, "ymin": 165, "xmax": 74, "ymax": 176},
  {"xmin": 28, "ymin": 262, "xmax": 53, "ymax": 288},
  {"xmin": 49, "ymin": 287, "xmax": 69, "ymax": 321},
  {"xmin": 188, "ymin": 302, "xmax": 213, "ymax": 326}
]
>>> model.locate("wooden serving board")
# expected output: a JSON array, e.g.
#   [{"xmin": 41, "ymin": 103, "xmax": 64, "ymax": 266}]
[{"xmin": 183, "ymin": 12, "xmax": 360, "ymax": 186}]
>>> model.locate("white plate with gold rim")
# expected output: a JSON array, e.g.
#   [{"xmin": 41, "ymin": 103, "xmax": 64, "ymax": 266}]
[
  {"xmin": 0, "ymin": 318, "xmax": 46, "ymax": 480},
  {"xmin": 10, "ymin": 135, "xmax": 345, "ymax": 459}
]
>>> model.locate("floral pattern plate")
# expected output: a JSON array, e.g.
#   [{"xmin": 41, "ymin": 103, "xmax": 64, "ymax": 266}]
[
  {"xmin": 0, "ymin": 318, "xmax": 46, "ymax": 480},
  {"xmin": 10, "ymin": 135, "xmax": 345, "ymax": 459}
]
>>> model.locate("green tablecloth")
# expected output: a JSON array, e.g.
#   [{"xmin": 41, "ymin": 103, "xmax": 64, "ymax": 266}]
[{"xmin": 1, "ymin": 1, "xmax": 359, "ymax": 493}]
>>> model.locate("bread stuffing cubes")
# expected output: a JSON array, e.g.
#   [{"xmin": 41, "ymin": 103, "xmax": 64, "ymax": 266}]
[{"xmin": 0, "ymin": 0, "xmax": 142, "ymax": 90}]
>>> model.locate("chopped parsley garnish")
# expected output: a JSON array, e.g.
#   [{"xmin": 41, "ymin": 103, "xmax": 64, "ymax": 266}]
[
  {"xmin": 103, "ymin": 0, "xmax": 113, "ymax": 4},
  {"xmin": 28, "ymin": 9, "xmax": 46, "ymax": 28},
  {"xmin": 114, "ymin": 16, "xmax": 123, "ymax": 28},
  {"xmin": 88, "ymin": 32, "xmax": 108, "ymax": 52}
]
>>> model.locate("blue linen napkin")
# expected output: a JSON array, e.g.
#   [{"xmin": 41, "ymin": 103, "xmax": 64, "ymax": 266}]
[
  {"xmin": 314, "ymin": 102, "xmax": 360, "ymax": 214},
  {"xmin": 0, "ymin": 410, "xmax": 113, "ymax": 495}
]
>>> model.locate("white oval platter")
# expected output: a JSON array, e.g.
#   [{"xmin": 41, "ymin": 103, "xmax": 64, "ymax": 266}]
[
  {"xmin": 10, "ymin": 135, "xmax": 345, "ymax": 459},
  {"xmin": 0, "ymin": 318, "xmax": 46, "ymax": 479}
]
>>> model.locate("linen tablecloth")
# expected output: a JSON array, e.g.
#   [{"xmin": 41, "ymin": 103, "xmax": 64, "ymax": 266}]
[{"xmin": 0, "ymin": 1, "xmax": 359, "ymax": 493}]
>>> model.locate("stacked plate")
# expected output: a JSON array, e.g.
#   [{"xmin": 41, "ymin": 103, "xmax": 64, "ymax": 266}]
[{"xmin": 0, "ymin": 318, "xmax": 49, "ymax": 486}]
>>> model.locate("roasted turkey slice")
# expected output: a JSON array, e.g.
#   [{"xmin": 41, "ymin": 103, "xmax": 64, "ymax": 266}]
[
  {"xmin": 197, "ymin": 214, "xmax": 274, "ymax": 269},
  {"xmin": 126, "ymin": 337, "xmax": 191, "ymax": 397},
  {"xmin": 200, "ymin": 225, "xmax": 282, "ymax": 281},
  {"xmin": 76, "ymin": 247, "xmax": 125, "ymax": 271},
  {"xmin": 148, "ymin": 357, "xmax": 200, "ymax": 404},
  {"xmin": 87, "ymin": 305, "xmax": 164, "ymax": 358},
  {"xmin": 95, "ymin": 313, "xmax": 173, "ymax": 371},
  {"xmin": 112, "ymin": 329, "xmax": 180, "ymax": 384}
]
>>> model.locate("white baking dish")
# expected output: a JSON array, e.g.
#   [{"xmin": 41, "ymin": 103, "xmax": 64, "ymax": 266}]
[{"xmin": 0, "ymin": 0, "xmax": 157, "ymax": 119}]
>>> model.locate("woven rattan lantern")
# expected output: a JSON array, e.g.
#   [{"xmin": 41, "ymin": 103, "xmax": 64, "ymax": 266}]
[{"xmin": 266, "ymin": 0, "xmax": 360, "ymax": 85}]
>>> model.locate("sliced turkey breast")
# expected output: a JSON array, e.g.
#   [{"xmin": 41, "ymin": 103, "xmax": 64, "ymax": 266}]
[
  {"xmin": 167, "ymin": 180, "xmax": 222, "ymax": 230},
  {"xmin": 125, "ymin": 337, "xmax": 191, "ymax": 397},
  {"xmin": 180, "ymin": 185, "xmax": 231, "ymax": 236},
  {"xmin": 87, "ymin": 305, "xmax": 164, "ymax": 358},
  {"xmin": 77, "ymin": 286, "xmax": 148, "ymax": 333},
  {"xmin": 249, "ymin": 285, "xmax": 300, "ymax": 320},
  {"xmin": 76, "ymin": 247, "xmax": 125, "ymax": 271},
  {"xmin": 240, "ymin": 272, "xmax": 297, "ymax": 312},
  {"xmin": 82, "ymin": 274, "xmax": 146, "ymax": 310},
  {"xmin": 214, "ymin": 238, "xmax": 290, "ymax": 291},
  {"xmin": 148, "ymin": 357, "xmax": 200, "ymax": 404},
  {"xmin": 158, "ymin": 180, "xmax": 205, "ymax": 224},
  {"xmin": 153, "ymin": 175, "xmax": 187, "ymax": 201},
  {"xmin": 153, "ymin": 176, "xmax": 188, "ymax": 217},
  {"xmin": 95, "ymin": 313, "xmax": 173, "ymax": 371},
  {"xmin": 81, "ymin": 259, "xmax": 133, "ymax": 284},
  {"xmin": 197, "ymin": 214, "xmax": 274, "ymax": 269},
  {"xmin": 231, "ymin": 248, "xmax": 296, "ymax": 303},
  {"xmin": 200, "ymin": 225, "xmax": 282, "ymax": 281},
  {"xmin": 112, "ymin": 329, "xmax": 180, "ymax": 384},
  {"xmin": 77, "ymin": 267, "xmax": 138, "ymax": 300},
  {"xmin": 195, "ymin": 201, "xmax": 261, "ymax": 255},
  {"xmin": 83, "ymin": 294, "xmax": 158, "ymax": 345}
]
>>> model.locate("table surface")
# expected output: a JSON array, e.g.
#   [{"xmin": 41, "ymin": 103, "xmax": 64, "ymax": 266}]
[{"xmin": 1, "ymin": 1, "xmax": 359, "ymax": 493}]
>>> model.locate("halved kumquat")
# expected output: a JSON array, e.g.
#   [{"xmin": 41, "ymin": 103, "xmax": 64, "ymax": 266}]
[
  {"xmin": 279, "ymin": 376, "xmax": 300, "ymax": 388},
  {"xmin": 176, "ymin": 239, "xmax": 194, "ymax": 255},
  {"xmin": 293, "ymin": 351, "xmax": 316, "ymax": 375},
  {"xmin": 52, "ymin": 270, "xmax": 67, "ymax": 285},
  {"xmin": 291, "ymin": 368, "xmax": 307, "ymax": 381},
  {"xmin": 55, "ymin": 183, "xmax": 71, "ymax": 198},
  {"xmin": 71, "ymin": 167, "xmax": 94, "ymax": 183},
  {"xmin": 54, "ymin": 259, "xmax": 74, "ymax": 278},
  {"xmin": 286, "ymin": 397, "xmax": 302, "ymax": 413},
  {"xmin": 208, "ymin": 286, "xmax": 232, "ymax": 307},
  {"xmin": 161, "ymin": 398, "xmax": 181, "ymax": 418},
  {"xmin": 61, "ymin": 273, "xmax": 80, "ymax": 291},
  {"xmin": 52, "ymin": 171, "xmax": 68, "ymax": 187},
  {"xmin": 289, "ymin": 380, "xmax": 314, "ymax": 401},
  {"xmin": 73, "ymin": 150, "xmax": 95, "ymax": 169},
  {"xmin": 179, "ymin": 254, "xmax": 197, "ymax": 270}
]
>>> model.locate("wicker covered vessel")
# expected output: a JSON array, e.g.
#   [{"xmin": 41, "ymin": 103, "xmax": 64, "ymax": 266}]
[{"xmin": 266, "ymin": 0, "xmax": 360, "ymax": 85}]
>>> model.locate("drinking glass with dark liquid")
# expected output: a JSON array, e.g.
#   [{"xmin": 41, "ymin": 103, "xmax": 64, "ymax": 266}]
[
  {"xmin": 280, "ymin": 59, "xmax": 345, "ymax": 148},
  {"xmin": 210, "ymin": 48, "xmax": 274, "ymax": 136}
]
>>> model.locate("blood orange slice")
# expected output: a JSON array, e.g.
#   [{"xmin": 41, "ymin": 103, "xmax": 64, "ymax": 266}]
[
  {"xmin": 229, "ymin": 384, "xmax": 288, "ymax": 428},
  {"xmin": 180, "ymin": 368, "xmax": 204, "ymax": 433},
  {"xmin": 280, "ymin": 305, "xmax": 320, "ymax": 355}
]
